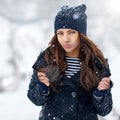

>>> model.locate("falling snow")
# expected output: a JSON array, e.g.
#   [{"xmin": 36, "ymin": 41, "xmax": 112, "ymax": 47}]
[{"xmin": 0, "ymin": 0, "xmax": 120, "ymax": 120}]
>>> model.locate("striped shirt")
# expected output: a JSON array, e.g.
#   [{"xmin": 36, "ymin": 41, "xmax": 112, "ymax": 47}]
[{"xmin": 65, "ymin": 57, "xmax": 81, "ymax": 78}]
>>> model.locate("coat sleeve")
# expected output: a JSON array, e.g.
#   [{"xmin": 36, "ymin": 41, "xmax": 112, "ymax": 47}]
[
  {"xmin": 27, "ymin": 70, "xmax": 50, "ymax": 106},
  {"xmin": 92, "ymin": 58, "xmax": 113, "ymax": 116},
  {"xmin": 92, "ymin": 90, "xmax": 113, "ymax": 116}
]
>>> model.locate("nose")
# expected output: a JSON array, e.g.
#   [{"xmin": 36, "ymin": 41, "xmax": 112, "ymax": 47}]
[{"xmin": 63, "ymin": 34, "xmax": 69, "ymax": 42}]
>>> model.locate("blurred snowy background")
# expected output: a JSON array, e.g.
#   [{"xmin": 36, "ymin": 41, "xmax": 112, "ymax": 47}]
[{"xmin": 0, "ymin": 0, "xmax": 120, "ymax": 120}]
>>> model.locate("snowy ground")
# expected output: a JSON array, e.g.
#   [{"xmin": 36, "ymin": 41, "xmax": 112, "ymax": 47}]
[{"xmin": 0, "ymin": 80, "xmax": 41, "ymax": 120}]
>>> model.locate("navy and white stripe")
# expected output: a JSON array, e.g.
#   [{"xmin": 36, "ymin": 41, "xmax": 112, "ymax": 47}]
[{"xmin": 65, "ymin": 57, "xmax": 81, "ymax": 78}]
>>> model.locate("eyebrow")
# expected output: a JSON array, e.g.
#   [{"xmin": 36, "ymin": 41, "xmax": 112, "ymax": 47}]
[{"xmin": 57, "ymin": 29, "xmax": 75, "ymax": 33}]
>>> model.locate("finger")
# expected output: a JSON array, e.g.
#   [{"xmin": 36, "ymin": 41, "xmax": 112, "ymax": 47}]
[
  {"xmin": 99, "ymin": 81, "xmax": 110, "ymax": 87},
  {"xmin": 38, "ymin": 76, "xmax": 47, "ymax": 81},
  {"xmin": 39, "ymin": 77, "xmax": 50, "ymax": 86},
  {"xmin": 37, "ymin": 72, "xmax": 46, "ymax": 77},
  {"xmin": 98, "ymin": 81, "xmax": 110, "ymax": 90},
  {"xmin": 101, "ymin": 77, "xmax": 110, "ymax": 83},
  {"xmin": 98, "ymin": 85, "xmax": 109, "ymax": 90},
  {"xmin": 100, "ymin": 78, "xmax": 110, "ymax": 86},
  {"xmin": 37, "ymin": 72, "xmax": 44, "ymax": 76},
  {"xmin": 37, "ymin": 72, "xmax": 50, "ymax": 86}
]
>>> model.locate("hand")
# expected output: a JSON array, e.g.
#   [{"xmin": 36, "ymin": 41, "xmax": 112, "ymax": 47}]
[
  {"xmin": 37, "ymin": 71, "xmax": 50, "ymax": 86},
  {"xmin": 97, "ymin": 77, "xmax": 110, "ymax": 90}
]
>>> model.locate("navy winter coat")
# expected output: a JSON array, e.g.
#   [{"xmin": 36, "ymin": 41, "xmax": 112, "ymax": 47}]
[{"xmin": 27, "ymin": 52, "xmax": 113, "ymax": 120}]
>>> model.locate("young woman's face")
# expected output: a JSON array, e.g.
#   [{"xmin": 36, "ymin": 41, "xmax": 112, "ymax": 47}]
[{"xmin": 57, "ymin": 29, "xmax": 80, "ymax": 57}]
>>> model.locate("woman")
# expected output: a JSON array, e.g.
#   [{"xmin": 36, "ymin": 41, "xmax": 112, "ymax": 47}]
[{"xmin": 27, "ymin": 4, "xmax": 113, "ymax": 120}]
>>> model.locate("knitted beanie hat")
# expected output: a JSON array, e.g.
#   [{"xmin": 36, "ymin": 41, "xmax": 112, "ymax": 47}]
[{"xmin": 54, "ymin": 4, "xmax": 87, "ymax": 35}]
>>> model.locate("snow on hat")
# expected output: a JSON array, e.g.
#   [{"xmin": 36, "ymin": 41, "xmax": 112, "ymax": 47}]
[{"xmin": 54, "ymin": 4, "xmax": 87, "ymax": 35}]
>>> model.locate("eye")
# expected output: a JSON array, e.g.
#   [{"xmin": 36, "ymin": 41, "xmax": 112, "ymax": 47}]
[
  {"xmin": 69, "ymin": 30, "xmax": 76, "ymax": 34},
  {"xmin": 57, "ymin": 32, "xmax": 63, "ymax": 36}
]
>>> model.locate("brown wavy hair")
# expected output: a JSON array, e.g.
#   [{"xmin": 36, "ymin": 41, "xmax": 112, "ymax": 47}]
[{"xmin": 44, "ymin": 33, "xmax": 107, "ymax": 91}]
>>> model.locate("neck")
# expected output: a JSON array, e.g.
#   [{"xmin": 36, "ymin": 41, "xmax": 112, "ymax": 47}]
[{"xmin": 66, "ymin": 52, "xmax": 79, "ymax": 58}]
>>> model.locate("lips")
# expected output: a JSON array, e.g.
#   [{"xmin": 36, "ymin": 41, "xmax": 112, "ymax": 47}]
[{"xmin": 63, "ymin": 44, "xmax": 71, "ymax": 48}]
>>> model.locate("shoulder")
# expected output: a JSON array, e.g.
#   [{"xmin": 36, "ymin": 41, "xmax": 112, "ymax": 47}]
[{"xmin": 32, "ymin": 50, "xmax": 47, "ymax": 70}]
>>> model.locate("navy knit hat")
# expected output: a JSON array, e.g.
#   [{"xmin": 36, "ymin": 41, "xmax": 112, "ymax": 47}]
[{"xmin": 54, "ymin": 4, "xmax": 87, "ymax": 35}]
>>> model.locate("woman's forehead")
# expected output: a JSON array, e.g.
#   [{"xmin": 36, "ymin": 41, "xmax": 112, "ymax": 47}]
[{"xmin": 57, "ymin": 28, "xmax": 77, "ymax": 32}]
